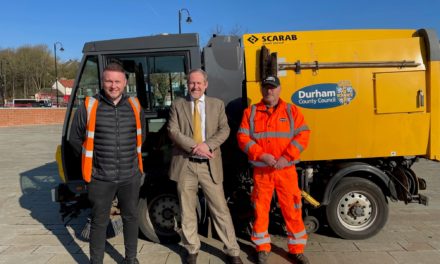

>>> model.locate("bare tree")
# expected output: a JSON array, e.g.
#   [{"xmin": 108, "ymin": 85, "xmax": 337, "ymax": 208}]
[
  {"xmin": 0, "ymin": 45, "xmax": 79, "ymax": 101},
  {"xmin": 229, "ymin": 23, "xmax": 247, "ymax": 36},
  {"xmin": 209, "ymin": 24, "xmax": 248, "ymax": 37},
  {"xmin": 210, "ymin": 24, "xmax": 224, "ymax": 35}
]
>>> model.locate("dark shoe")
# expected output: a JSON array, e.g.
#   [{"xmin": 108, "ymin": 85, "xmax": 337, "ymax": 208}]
[
  {"xmin": 186, "ymin": 253, "xmax": 198, "ymax": 264},
  {"xmin": 121, "ymin": 257, "xmax": 139, "ymax": 264},
  {"xmin": 227, "ymin": 255, "xmax": 243, "ymax": 264},
  {"xmin": 257, "ymin": 251, "xmax": 270, "ymax": 264},
  {"xmin": 288, "ymin": 253, "xmax": 310, "ymax": 264}
]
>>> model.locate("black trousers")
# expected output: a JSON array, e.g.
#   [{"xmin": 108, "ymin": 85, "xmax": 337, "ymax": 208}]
[{"xmin": 88, "ymin": 176, "xmax": 140, "ymax": 264}]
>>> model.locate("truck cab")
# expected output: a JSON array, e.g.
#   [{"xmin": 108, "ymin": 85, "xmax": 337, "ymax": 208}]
[{"xmin": 54, "ymin": 33, "xmax": 245, "ymax": 242}]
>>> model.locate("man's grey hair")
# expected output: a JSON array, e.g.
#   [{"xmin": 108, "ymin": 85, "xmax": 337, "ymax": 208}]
[{"xmin": 187, "ymin": 68, "xmax": 208, "ymax": 82}]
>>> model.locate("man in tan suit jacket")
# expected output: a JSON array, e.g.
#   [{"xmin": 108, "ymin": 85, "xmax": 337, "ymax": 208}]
[{"xmin": 167, "ymin": 69, "xmax": 243, "ymax": 264}]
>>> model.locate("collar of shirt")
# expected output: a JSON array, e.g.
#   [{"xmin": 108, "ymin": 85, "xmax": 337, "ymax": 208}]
[
  {"xmin": 191, "ymin": 94, "xmax": 205, "ymax": 103},
  {"xmin": 256, "ymin": 98, "xmax": 285, "ymax": 113}
]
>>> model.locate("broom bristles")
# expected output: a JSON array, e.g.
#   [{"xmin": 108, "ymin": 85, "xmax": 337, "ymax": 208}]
[
  {"xmin": 80, "ymin": 215, "xmax": 123, "ymax": 240},
  {"xmin": 81, "ymin": 218, "xmax": 92, "ymax": 240},
  {"xmin": 107, "ymin": 215, "xmax": 123, "ymax": 238}
]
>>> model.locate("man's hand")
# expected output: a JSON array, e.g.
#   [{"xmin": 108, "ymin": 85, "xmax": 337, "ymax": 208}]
[
  {"xmin": 260, "ymin": 153, "xmax": 277, "ymax": 167},
  {"xmin": 191, "ymin": 143, "xmax": 214, "ymax": 159},
  {"xmin": 274, "ymin": 156, "xmax": 289, "ymax": 170}
]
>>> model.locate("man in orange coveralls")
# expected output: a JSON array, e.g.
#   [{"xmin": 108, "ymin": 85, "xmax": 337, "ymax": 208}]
[{"xmin": 237, "ymin": 76, "xmax": 311, "ymax": 264}]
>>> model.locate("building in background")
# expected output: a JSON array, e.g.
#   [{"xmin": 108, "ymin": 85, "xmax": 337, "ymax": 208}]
[{"xmin": 51, "ymin": 79, "xmax": 74, "ymax": 106}]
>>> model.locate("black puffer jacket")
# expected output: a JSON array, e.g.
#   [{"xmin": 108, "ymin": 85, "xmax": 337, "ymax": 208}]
[{"xmin": 70, "ymin": 91, "xmax": 146, "ymax": 182}]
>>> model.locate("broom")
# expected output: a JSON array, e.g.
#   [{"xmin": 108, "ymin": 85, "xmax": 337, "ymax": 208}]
[{"xmin": 81, "ymin": 206, "xmax": 124, "ymax": 240}]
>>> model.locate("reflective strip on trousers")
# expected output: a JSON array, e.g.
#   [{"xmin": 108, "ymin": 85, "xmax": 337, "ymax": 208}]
[
  {"xmin": 253, "ymin": 236, "xmax": 271, "ymax": 245},
  {"xmin": 288, "ymin": 238, "xmax": 307, "ymax": 245},
  {"xmin": 252, "ymin": 231, "xmax": 268, "ymax": 238},
  {"xmin": 287, "ymin": 229, "xmax": 307, "ymax": 239}
]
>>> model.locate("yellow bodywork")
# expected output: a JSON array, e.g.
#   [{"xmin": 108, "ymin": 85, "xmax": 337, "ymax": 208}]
[
  {"xmin": 55, "ymin": 145, "xmax": 66, "ymax": 183},
  {"xmin": 243, "ymin": 29, "xmax": 440, "ymax": 161}
]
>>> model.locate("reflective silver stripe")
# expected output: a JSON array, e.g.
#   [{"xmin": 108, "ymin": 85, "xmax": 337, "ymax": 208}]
[
  {"xmin": 287, "ymin": 229, "xmax": 307, "ymax": 239},
  {"xmin": 251, "ymin": 160, "xmax": 298, "ymax": 168},
  {"xmin": 286, "ymin": 104, "xmax": 295, "ymax": 138},
  {"xmin": 286, "ymin": 161, "xmax": 297, "ymax": 166},
  {"xmin": 86, "ymin": 97, "xmax": 97, "ymax": 124},
  {"xmin": 244, "ymin": 141, "xmax": 256, "ymax": 154},
  {"xmin": 86, "ymin": 130, "xmax": 95, "ymax": 139},
  {"xmin": 129, "ymin": 97, "xmax": 140, "ymax": 112},
  {"xmin": 137, "ymin": 146, "xmax": 142, "ymax": 153},
  {"xmin": 253, "ymin": 237, "xmax": 271, "ymax": 245},
  {"xmin": 252, "ymin": 231, "xmax": 268, "ymax": 238},
  {"xmin": 250, "ymin": 161, "xmax": 268, "ymax": 167},
  {"xmin": 82, "ymin": 147, "xmax": 93, "ymax": 157},
  {"xmin": 238, "ymin": 127, "xmax": 249, "ymax": 135},
  {"xmin": 288, "ymin": 238, "xmax": 307, "ymax": 245},
  {"xmin": 294, "ymin": 125, "xmax": 310, "ymax": 136},
  {"xmin": 295, "ymin": 229, "xmax": 307, "ymax": 238},
  {"xmin": 249, "ymin": 104, "xmax": 295, "ymax": 139},
  {"xmin": 293, "ymin": 202, "xmax": 302, "ymax": 209},
  {"xmin": 291, "ymin": 140, "xmax": 304, "ymax": 152},
  {"xmin": 249, "ymin": 105, "xmax": 257, "ymax": 137},
  {"xmin": 252, "ymin": 131, "xmax": 292, "ymax": 139},
  {"xmin": 137, "ymin": 128, "xmax": 142, "ymax": 135}
]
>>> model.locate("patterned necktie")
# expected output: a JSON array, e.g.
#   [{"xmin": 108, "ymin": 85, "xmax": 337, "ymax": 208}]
[{"xmin": 193, "ymin": 99, "xmax": 203, "ymax": 143}]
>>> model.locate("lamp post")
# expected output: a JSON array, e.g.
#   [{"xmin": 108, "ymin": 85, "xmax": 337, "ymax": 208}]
[
  {"xmin": 0, "ymin": 60, "xmax": 9, "ymax": 106},
  {"xmin": 53, "ymin": 42, "xmax": 64, "ymax": 107},
  {"xmin": 0, "ymin": 60, "xmax": 4, "ymax": 105},
  {"xmin": 178, "ymin": 8, "xmax": 192, "ymax": 34}
]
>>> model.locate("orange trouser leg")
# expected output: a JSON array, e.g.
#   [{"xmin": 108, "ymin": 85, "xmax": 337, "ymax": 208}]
[
  {"xmin": 274, "ymin": 167, "xmax": 307, "ymax": 253},
  {"xmin": 251, "ymin": 171, "xmax": 274, "ymax": 252}
]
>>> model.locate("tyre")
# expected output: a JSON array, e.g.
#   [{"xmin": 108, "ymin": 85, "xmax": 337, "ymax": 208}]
[
  {"xmin": 326, "ymin": 177, "xmax": 388, "ymax": 239},
  {"xmin": 138, "ymin": 193, "xmax": 181, "ymax": 243},
  {"xmin": 304, "ymin": 215, "xmax": 319, "ymax": 234}
]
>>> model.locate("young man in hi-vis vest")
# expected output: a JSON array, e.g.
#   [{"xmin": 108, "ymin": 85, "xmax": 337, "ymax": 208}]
[{"xmin": 70, "ymin": 62, "xmax": 145, "ymax": 264}]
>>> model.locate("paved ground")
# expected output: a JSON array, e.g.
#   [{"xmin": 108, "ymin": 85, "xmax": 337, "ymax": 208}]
[{"xmin": 1, "ymin": 124, "xmax": 440, "ymax": 264}]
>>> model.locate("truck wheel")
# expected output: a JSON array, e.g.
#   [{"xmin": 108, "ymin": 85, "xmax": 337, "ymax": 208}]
[
  {"xmin": 326, "ymin": 177, "xmax": 388, "ymax": 239},
  {"xmin": 138, "ymin": 193, "xmax": 181, "ymax": 243}
]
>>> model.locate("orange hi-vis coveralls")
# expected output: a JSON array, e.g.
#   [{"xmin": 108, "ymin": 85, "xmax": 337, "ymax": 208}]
[{"xmin": 237, "ymin": 98, "xmax": 311, "ymax": 253}]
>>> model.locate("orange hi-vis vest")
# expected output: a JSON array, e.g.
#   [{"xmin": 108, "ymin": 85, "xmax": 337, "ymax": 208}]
[
  {"xmin": 81, "ymin": 96, "xmax": 144, "ymax": 182},
  {"xmin": 237, "ymin": 99, "xmax": 310, "ymax": 169}
]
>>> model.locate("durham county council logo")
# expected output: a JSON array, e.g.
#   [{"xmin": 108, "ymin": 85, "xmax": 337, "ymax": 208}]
[
  {"xmin": 336, "ymin": 80, "xmax": 355, "ymax": 105},
  {"xmin": 291, "ymin": 81, "xmax": 356, "ymax": 109}
]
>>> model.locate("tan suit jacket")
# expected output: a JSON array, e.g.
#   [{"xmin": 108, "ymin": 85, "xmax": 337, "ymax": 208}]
[{"xmin": 167, "ymin": 95, "xmax": 230, "ymax": 183}]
